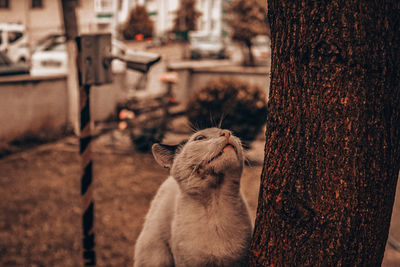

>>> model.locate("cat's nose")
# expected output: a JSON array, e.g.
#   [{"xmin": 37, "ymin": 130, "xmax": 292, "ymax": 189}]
[{"xmin": 220, "ymin": 130, "xmax": 231, "ymax": 138}]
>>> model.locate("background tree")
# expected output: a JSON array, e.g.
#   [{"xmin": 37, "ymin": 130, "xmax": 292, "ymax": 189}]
[
  {"xmin": 122, "ymin": 5, "xmax": 153, "ymax": 40},
  {"xmin": 248, "ymin": 0, "xmax": 400, "ymax": 266},
  {"xmin": 227, "ymin": 0, "xmax": 269, "ymax": 66},
  {"xmin": 172, "ymin": 0, "xmax": 201, "ymax": 40}
]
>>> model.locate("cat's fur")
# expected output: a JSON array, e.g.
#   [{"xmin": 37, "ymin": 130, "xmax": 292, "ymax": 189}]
[{"xmin": 134, "ymin": 128, "xmax": 253, "ymax": 267}]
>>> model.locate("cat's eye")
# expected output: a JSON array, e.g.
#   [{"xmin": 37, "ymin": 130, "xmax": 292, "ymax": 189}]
[{"xmin": 194, "ymin": 135, "xmax": 206, "ymax": 141}]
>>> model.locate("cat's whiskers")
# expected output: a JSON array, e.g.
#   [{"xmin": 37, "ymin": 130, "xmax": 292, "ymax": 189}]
[
  {"xmin": 189, "ymin": 154, "xmax": 208, "ymax": 178},
  {"xmin": 200, "ymin": 149, "xmax": 216, "ymax": 166},
  {"xmin": 241, "ymin": 141, "xmax": 250, "ymax": 151},
  {"xmin": 218, "ymin": 112, "xmax": 226, "ymax": 129},
  {"xmin": 189, "ymin": 164, "xmax": 199, "ymax": 178},
  {"xmin": 209, "ymin": 112, "xmax": 217, "ymax": 128},
  {"xmin": 244, "ymin": 156, "xmax": 253, "ymax": 168},
  {"xmin": 187, "ymin": 121, "xmax": 199, "ymax": 133},
  {"xmin": 189, "ymin": 149, "xmax": 215, "ymax": 178}
]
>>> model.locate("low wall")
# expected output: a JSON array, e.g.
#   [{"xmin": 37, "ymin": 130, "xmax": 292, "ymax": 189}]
[
  {"xmin": 0, "ymin": 73, "xmax": 127, "ymax": 142},
  {"xmin": 167, "ymin": 61, "xmax": 270, "ymax": 104},
  {"xmin": 0, "ymin": 75, "xmax": 69, "ymax": 142}
]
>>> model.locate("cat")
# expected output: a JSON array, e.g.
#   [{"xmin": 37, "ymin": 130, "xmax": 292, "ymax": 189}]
[{"xmin": 134, "ymin": 127, "xmax": 253, "ymax": 267}]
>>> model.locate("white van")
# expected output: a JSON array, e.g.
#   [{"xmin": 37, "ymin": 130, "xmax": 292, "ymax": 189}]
[{"xmin": 0, "ymin": 23, "xmax": 30, "ymax": 63}]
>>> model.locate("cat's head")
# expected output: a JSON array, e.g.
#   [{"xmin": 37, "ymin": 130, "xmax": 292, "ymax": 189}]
[{"xmin": 152, "ymin": 127, "xmax": 244, "ymax": 196}]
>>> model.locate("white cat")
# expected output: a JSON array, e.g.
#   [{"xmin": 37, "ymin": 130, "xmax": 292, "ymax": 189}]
[{"xmin": 134, "ymin": 128, "xmax": 253, "ymax": 267}]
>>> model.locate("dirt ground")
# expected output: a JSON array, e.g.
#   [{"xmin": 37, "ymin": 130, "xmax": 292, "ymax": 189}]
[
  {"xmin": 0, "ymin": 122, "xmax": 263, "ymax": 267},
  {"xmin": 1, "ymin": 124, "xmax": 399, "ymax": 266}
]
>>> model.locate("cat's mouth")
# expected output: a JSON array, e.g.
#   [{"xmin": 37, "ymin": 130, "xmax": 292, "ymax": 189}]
[
  {"xmin": 195, "ymin": 143, "xmax": 239, "ymax": 176},
  {"xmin": 207, "ymin": 143, "xmax": 237, "ymax": 164}
]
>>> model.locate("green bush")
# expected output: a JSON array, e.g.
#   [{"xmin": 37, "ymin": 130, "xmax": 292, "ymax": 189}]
[
  {"xmin": 122, "ymin": 5, "xmax": 153, "ymax": 40},
  {"xmin": 187, "ymin": 78, "xmax": 267, "ymax": 142}
]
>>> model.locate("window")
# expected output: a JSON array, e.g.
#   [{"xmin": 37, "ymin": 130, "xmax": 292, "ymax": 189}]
[
  {"xmin": 45, "ymin": 42, "xmax": 66, "ymax": 52},
  {"xmin": 8, "ymin": 31, "xmax": 23, "ymax": 43},
  {"xmin": 95, "ymin": 0, "xmax": 113, "ymax": 12},
  {"xmin": 0, "ymin": 0, "xmax": 9, "ymax": 9},
  {"xmin": 211, "ymin": 19, "xmax": 216, "ymax": 30},
  {"xmin": 32, "ymin": 0, "xmax": 43, "ymax": 8}
]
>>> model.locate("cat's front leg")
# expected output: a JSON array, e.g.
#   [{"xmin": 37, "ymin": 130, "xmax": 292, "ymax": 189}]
[{"xmin": 134, "ymin": 239, "xmax": 174, "ymax": 267}]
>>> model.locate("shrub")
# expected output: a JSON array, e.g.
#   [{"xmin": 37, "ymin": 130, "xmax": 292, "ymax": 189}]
[
  {"xmin": 187, "ymin": 78, "xmax": 267, "ymax": 142},
  {"xmin": 172, "ymin": 0, "xmax": 201, "ymax": 32},
  {"xmin": 122, "ymin": 5, "xmax": 154, "ymax": 40}
]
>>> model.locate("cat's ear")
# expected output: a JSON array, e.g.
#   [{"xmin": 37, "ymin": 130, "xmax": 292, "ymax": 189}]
[{"xmin": 152, "ymin": 143, "xmax": 179, "ymax": 169}]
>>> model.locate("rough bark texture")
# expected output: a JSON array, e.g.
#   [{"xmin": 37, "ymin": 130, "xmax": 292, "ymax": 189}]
[{"xmin": 248, "ymin": 1, "xmax": 400, "ymax": 266}]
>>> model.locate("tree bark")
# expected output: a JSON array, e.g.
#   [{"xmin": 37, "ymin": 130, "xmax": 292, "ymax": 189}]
[{"xmin": 248, "ymin": 1, "xmax": 400, "ymax": 266}]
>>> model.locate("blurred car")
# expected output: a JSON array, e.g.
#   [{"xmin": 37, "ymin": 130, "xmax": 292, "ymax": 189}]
[
  {"xmin": 145, "ymin": 36, "xmax": 167, "ymax": 49},
  {"xmin": 0, "ymin": 51, "xmax": 29, "ymax": 76},
  {"xmin": 251, "ymin": 35, "xmax": 271, "ymax": 65},
  {"xmin": 30, "ymin": 34, "xmax": 67, "ymax": 76},
  {"xmin": 0, "ymin": 23, "xmax": 30, "ymax": 63},
  {"xmin": 189, "ymin": 34, "xmax": 227, "ymax": 59},
  {"xmin": 31, "ymin": 33, "xmax": 65, "ymax": 52}
]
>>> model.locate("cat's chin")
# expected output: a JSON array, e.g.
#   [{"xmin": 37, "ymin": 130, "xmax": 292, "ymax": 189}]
[
  {"xmin": 195, "ymin": 154, "xmax": 241, "ymax": 178},
  {"xmin": 209, "ymin": 151, "xmax": 242, "ymax": 174}
]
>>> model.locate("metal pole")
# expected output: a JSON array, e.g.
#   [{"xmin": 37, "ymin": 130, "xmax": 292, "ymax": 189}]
[
  {"xmin": 60, "ymin": 1, "xmax": 96, "ymax": 266},
  {"xmin": 79, "ymin": 83, "xmax": 96, "ymax": 266}
]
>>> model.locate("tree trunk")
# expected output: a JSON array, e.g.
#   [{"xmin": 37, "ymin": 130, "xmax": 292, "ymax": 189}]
[
  {"xmin": 245, "ymin": 40, "xmax": 255, "ymax": 67},
  {"xmin": 248, "ymin": 1, "xmax": 400, "ymax": 266}
]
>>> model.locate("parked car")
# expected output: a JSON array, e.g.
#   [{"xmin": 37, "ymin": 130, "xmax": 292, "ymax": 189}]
[
  {"xmin": 30, "ymin": 34, "xmax": 68, "ymax": 76},
  {"xmin": 251, "ymin": 35, "xmax": 271, "ymax": 65},
  {"xmin": 189, "ymin": 34, "xmax": 227, "ymax": 59},
  {"xmin": 31, "ymin": 33, "xmax": 65, "ymax": 52},
  {"xmin": 145, "ymin": 36, "xmax": 167, "ymax": 49},
  {"xmin": 0, "ymin": 51, "xmax": 29, "ymax": 76},
  {"xmin": 0, "ymin": 23, "xmax": 30, "ymax": 63}
]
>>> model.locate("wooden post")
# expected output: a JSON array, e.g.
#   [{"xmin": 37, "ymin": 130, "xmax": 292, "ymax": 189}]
[{"xmin": 60, "ymin": 0, "xmax": 80, "ymax": 134}]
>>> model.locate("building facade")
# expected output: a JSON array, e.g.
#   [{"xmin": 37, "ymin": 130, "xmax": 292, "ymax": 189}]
[
  {"xmin": 195, "ymin": 0, "xmax": 223, "ymax": 37},
  {"xmin": 96, "ymin": 0, "xmax": 227, "ymax": 38},
  {"xmin": 0, "ymin": 0, "xmax": 119, "ymax": 43},
  {"xmin": 0, "ymin": 0, "xmax": 227, "ymax": 43}
]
